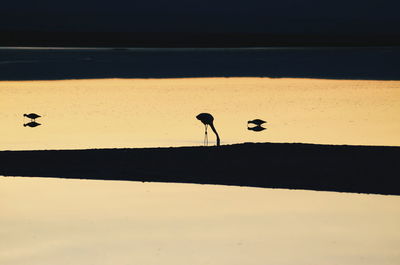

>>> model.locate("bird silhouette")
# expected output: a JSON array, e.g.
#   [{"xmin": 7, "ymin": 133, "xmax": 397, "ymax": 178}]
[
  {"xmin": 24, "ymin": 121, "xmax": 41, "ymax": 127},
  {"xmin": 24, "ymin": 113, "xmax": 41, "ymax": 121},
  {"xmin": 248, "ymin": 119, "xmax": 266, "ymax": 126},
  {"xmin": 247, "ymin": 125, "xmax": 266, "ymax": 132},
  {"xmin": 196, "ymin": 113, "xmax": 220, "ymax": 146}
]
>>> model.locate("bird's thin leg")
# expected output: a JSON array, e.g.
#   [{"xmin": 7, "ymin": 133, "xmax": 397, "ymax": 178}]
[
  {"xmin": 203, "ymin": 125, "xmax": 206, "ymax": 145},
  {"xmin": 204, "ymin": 125, "xmax": 206, "ymax": 146},
  {"xmin": 204, "ymin": 125, "xmax": 208, "ymax": 146}
]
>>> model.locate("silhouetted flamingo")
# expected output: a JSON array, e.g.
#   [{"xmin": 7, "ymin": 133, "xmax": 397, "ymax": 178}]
[
  {"xmin": 196, "ymin": 113, "xmax": 220, "ymax": 146},
  {"xmin": 24, "ymin": 113, "xmax": 41, "ymax": 121},
  {"xmin": 248, "ymin": 119, "xmax": 266, "ymax": 126}
]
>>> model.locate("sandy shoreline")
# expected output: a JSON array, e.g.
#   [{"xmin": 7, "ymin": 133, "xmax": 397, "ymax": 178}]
[{"xmin": 1, "ymin": 142, "xmax": 399, "ymax": 195}]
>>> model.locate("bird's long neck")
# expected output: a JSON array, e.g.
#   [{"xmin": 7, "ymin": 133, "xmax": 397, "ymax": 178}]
[{"xmin": 209, "ymin": 122, "xmax": 220, "ymax": 146}]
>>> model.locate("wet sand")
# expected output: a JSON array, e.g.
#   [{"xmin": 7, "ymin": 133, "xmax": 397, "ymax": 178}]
[{"xmin": 1, "ymin": 142, "xmax": 399, "ymax": 195}]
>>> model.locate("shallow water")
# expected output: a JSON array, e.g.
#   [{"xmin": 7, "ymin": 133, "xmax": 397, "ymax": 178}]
[
  {"xmin": 1, "ymin": 47, "xmax": 399, "ymax": 265},
  {"xmin": 1, "ymin": 177, "xmax": 399, "ymax": 265},
  {"xmin": 1, "ymin": 77, "xmax": 400, "ymax": 150},
  {"xmin": 1, "ymin": 47, "xmax": 399, "ymax": 150}
]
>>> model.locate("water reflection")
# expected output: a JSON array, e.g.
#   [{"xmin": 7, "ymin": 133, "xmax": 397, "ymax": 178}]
[
  {"xmin": 1, "ymin": 176, "xmax": 399, "ymax": 265},
  {"xmin": 247, "ymin": 125, "xmax": 266, "ymax": 132},
  {"xmin": 247, "ymin": 119, "xmax": 267, "ymax": 132},
  {"xmin": 1, "ymin": 78, "xmax": 400, "ymax": 150},
  {"xmin": 23, "ymin": 121, "xmax": 41, "ymax": 128}
]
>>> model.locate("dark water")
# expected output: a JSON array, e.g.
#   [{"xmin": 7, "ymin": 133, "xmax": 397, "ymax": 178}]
[{"xmin": 0, "ymin": 47, "xmax": 399, "ymax": 81}]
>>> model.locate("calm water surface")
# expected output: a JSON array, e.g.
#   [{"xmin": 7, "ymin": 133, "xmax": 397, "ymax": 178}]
[
  {"xmin": 1, "ymin": 48, "xmax": 399, "ymax": 264},
  {"xmin": 1, "ymin": 177, "xmax": 399, "ymax": 265},
  {"xmin": 1, "ymin": 77, "xmax": 399, "ymax": 150}
]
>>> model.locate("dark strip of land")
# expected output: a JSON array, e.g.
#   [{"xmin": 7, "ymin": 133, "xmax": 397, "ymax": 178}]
[{"xmin": 1, "ymin": 143, "xmax": 399, "ymax": 195}]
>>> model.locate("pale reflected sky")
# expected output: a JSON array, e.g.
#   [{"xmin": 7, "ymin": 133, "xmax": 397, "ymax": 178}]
[
  {"xmin": 1, "ymin": 77, "xmax": 399, "ymax": 150},
  {"xmin": 1, "ymin": 177, "xmax": 399, "ymax": 265}
]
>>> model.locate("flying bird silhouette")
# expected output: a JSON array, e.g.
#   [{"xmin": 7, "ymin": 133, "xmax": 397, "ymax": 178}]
[{"xmin": 196, "ymin": 113, "xmax": 220, "ymax": 146}]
